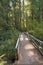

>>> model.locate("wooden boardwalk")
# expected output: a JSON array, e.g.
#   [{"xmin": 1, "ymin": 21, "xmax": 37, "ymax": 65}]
[{"xmin": 14, "ymin": 33, "xmax": 43, "ymax": 65}]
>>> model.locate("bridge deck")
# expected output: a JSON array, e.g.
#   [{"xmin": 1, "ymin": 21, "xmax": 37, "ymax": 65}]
[{"xmin": 14, "ymin": 33, "xmax": 43, "ymax": 65}]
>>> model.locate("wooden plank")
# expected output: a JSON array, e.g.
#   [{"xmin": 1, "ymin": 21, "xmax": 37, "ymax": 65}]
[{"xmin": 24, "ymin": 32, "xmax": 43, "ymax": 55}]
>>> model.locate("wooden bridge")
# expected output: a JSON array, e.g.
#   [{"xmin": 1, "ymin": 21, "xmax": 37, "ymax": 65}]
[{"xmin": 14, "ymin": 33, "xmax": 43, "ymax": 65}]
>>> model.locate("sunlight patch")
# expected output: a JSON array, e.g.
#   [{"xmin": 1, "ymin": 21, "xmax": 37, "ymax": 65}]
[
  {"xmin": 24, "ymin": 44, "xmax": 34, "ymax": 50},
  {"xmin": 25, "ymin": 38, "xmax": 28, "ymax": 41},
  {"xmin": 20, "ymin": 35, "xmax": 24, "ymax": 41},
  {"xmin": 27, "ymin": 51, "xmax": 34, "ymax": 56},
  {"xmin": 20, "ymin": 38, "xmax": 23, "ymax": 41}
]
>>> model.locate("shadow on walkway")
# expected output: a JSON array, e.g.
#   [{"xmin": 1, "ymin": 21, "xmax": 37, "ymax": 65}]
[{"xmin": 14, "ymin": 33, "xmax": 43, "ymax": 65}]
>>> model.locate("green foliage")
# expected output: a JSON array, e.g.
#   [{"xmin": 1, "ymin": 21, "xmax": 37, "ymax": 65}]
[
  {"xmin": 8, "ymin": 49, "xmax": 18, "ymax": 61},
  {"xmin": 0, "ymin": 0, "xmax": 20, "ymax": 62},
  {"xmin": 0, "ymin": 0, "xmax": 43, "ymax": 62},
  {"xmin": 0, "ymin": 29, "xmax": 19, "ymax": 61},
  {"xmin": 29, "ymin": 21, "xmax": 43, "ymax": 41}
]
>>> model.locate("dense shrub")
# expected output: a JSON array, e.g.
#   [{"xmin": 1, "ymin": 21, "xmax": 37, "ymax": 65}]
[
  {"xmin": 0, "ymin": 28, "xmax": 19, "ymax": 61},
  {"xmin": 28, "ymin": 20, "xmax": 43, "ymax": 41},
  {"xmin": 7, "ymin": 49, "xmax": 18, "ymax": 62}
]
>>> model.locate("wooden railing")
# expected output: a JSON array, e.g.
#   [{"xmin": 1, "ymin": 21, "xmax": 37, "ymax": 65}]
[
  {"xmin": 24, "ymin": 32, "xmax": 43, "ymax": 55},
  {"xmin": 15, "ymin": 38, "xmax": 19, "ymax": 49},
  {"xmin": 15, "ymin": 36, "xmax": 20, "ymax": 57}
]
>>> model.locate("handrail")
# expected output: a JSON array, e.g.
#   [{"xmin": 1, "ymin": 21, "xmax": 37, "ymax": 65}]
[
  {"xmin": 24, "ymin": 32, "xmax": 43, "ymax": 55},
  {"xmin": 29, "ymin": 34, "xmax": 43, "ymax": 45},
  {"xmin": 29, "ymin": 34, "xmax": 43, "ymax": 55},
  {"xmin": 24, "ymin": 32, "xmax": 43, "ymax": 45},
  {"xmin": 15, "ymin": 38, "xmax": 19, "ymax": 49}
]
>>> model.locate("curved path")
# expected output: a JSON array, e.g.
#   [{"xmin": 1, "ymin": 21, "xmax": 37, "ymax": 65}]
[{"xmin": 15, "ymin": 33, "xmax": 43, "ymax": 65}]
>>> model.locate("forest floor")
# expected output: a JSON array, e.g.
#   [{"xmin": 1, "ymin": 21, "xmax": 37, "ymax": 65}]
[{"xmin": 14, "ymin": 33, "xmax": 43, "ymax": 65}]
